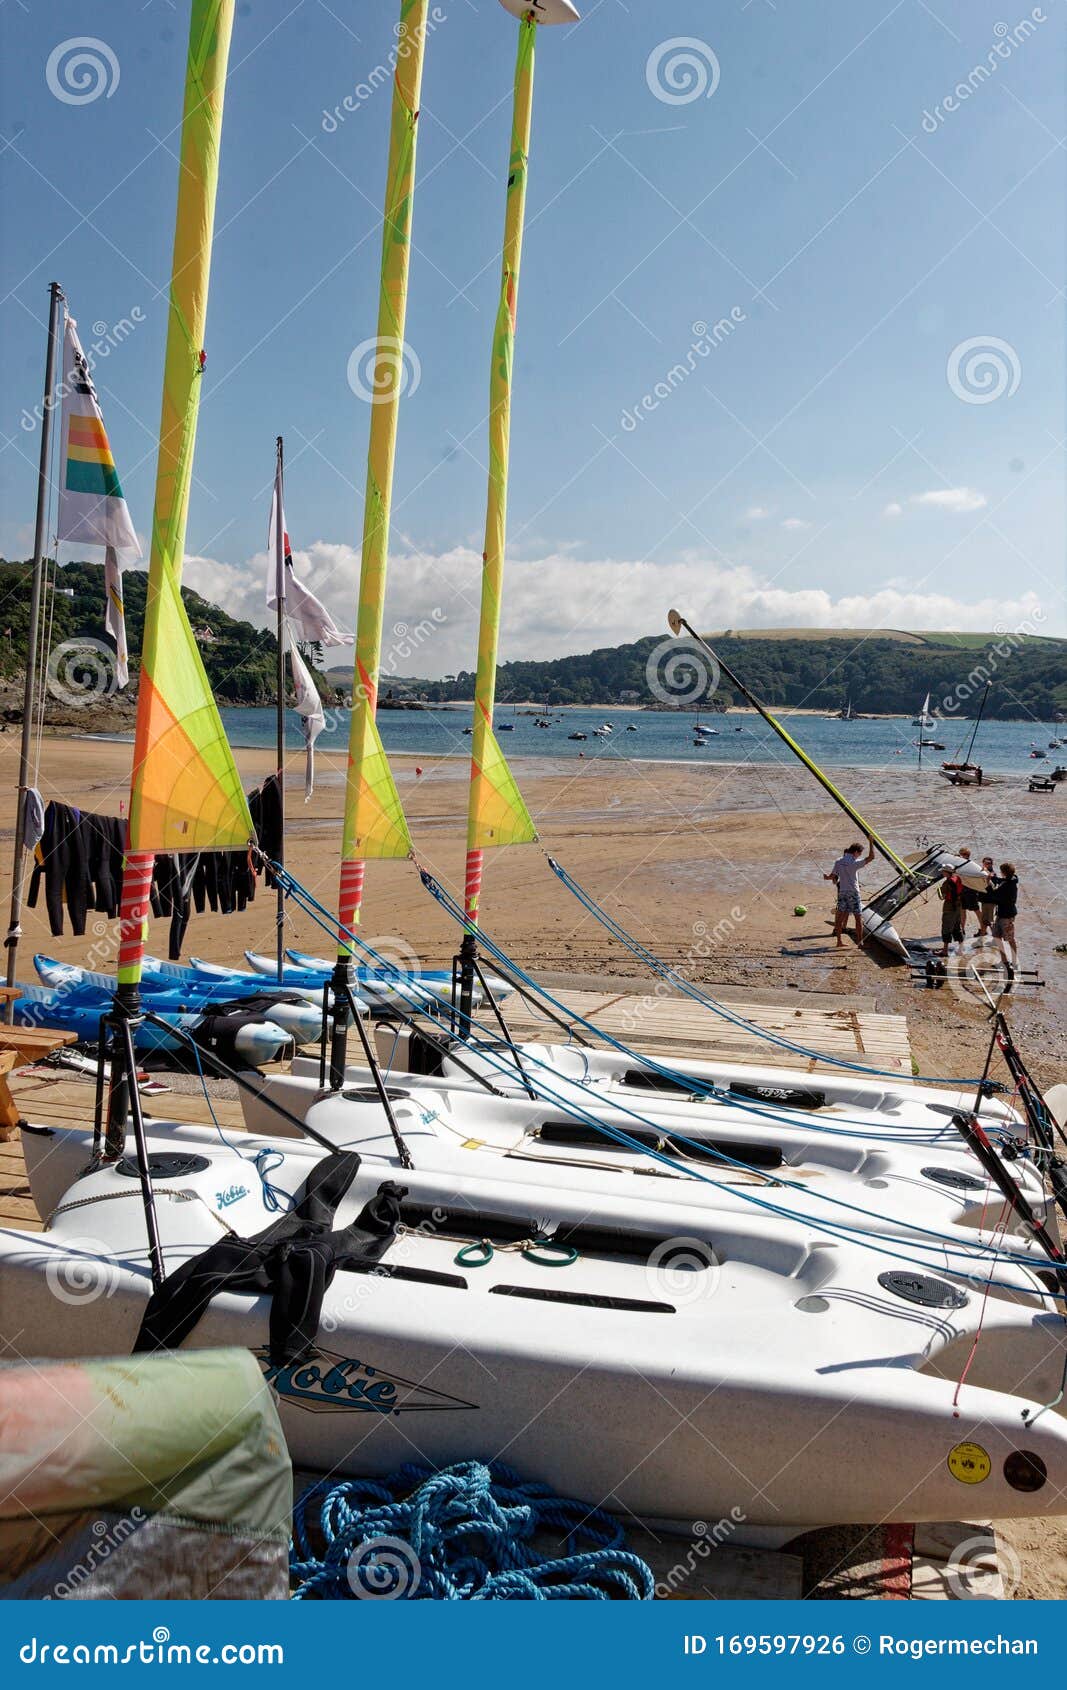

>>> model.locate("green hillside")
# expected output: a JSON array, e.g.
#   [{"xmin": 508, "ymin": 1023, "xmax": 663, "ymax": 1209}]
[
  {"xmin": 0, "ymin": 558, "xmax": 328, "ymax": 707},
  {"xmin": 400, "ymin": 632, "xmax": 1067, "ymax": 721}
]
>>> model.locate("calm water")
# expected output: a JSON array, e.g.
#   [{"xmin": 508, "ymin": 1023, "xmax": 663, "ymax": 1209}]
[{"xmin": 217, "ymin": 705, "xmax": 1064, "ymax": 776}]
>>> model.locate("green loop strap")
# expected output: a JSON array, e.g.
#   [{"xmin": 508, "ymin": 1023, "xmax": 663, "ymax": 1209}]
[
  {"xmin": 522, "ymin": 1241, "xmax": 579, "ymax": 1268},
  {"xmin": 455, "ymin": 1240, "xmax": 494, "ymax": 1268}
]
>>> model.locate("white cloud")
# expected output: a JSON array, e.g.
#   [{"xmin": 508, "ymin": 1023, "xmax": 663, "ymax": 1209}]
[
  {"xmin": 179, "ymin": 543, "xmax": 1051, "ymax": 675},
  {"xmin": 910, "ymin": 487, "xmax": 987, "ymax": 514},
  {"xmin": 743, "ymin": 505, "xmax": 771, "ymax": 521},
  {"xmin": 882, "ymin": 501, "xmax": 903, "ymax": 518},
  {"xmin": 781, "ymin": 517, "xmax": 810, "ymax": 530}
]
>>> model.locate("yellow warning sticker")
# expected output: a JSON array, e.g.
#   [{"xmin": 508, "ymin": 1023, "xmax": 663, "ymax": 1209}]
[{"xmin": 948, "ymin": 1441, "xmax": 991, "ymax": 1484}]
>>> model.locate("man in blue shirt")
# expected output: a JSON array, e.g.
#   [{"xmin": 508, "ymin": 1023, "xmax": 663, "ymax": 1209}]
[{"xmin": 825, "ymin": 837, "xmax": 876, "ymax": 948}]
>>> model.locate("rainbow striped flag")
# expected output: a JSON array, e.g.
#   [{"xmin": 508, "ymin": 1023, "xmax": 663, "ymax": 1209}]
[{"xmin": 57, "ymin": 314, "xmax": 140, "ymax": 555}]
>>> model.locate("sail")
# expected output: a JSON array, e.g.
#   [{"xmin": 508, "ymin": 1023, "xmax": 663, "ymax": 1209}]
[
  {"xmin": 118, "ymin": 0, "xmax": 246, "ymax": 988},
  {"xmin": 469, "ymin": 722, "xmax": 536, "ymax": 850},
  {"xmin": 463, "ymin": 16, "xmax": 539, "ymax": 919},
  {"xmin": 342, "ymin": 699, "xmax": 413, "ymax": 862},
  {"xmin": 335, "ymin": 0, "xmax": 430, "ymax": 949}
]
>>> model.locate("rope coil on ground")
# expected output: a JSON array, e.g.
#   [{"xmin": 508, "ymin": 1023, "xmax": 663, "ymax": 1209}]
[{"xmin": 290, "ymin": 1460, "xmax": 655, "ymax": 1600}]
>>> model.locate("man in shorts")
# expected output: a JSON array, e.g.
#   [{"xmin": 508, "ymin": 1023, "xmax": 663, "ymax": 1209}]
[
  {"xmin": 990, "ymin": 862, "xmax": 1019, "ymax": 980},
  {"xmin": 825, "ymin": 837, "xmax": 875, "ymax": 948},
  {"xmin": 956, "ymin": 847, "xmax": 981, "ymax": 941}
]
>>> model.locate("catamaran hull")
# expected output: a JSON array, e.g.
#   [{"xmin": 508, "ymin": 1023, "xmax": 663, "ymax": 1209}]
[{"xmin": 4, "ymin": 1129, "xmax": 1066, "ymax": 1531}]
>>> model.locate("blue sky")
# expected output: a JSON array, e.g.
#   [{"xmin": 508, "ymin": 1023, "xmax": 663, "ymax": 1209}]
[{"xmin": 1, "ymin": 0, "xmax": 1064, "ymax": 673}]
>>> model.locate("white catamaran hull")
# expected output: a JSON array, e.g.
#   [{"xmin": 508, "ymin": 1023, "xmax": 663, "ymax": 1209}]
[{"xmin": 4, "ymin": 1126, "xmax": 1067, "ymax": 1531}]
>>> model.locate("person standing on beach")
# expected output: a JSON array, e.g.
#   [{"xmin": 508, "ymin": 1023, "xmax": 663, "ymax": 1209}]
[
  {"xmin": 989, "ymin": 862, "xmax": 1020, "ymax": 981},
  {"xmin": 977, "ymin": 856, "xmax": 996, "ymax": 940},
  {"xmin": 956, "ymin": 847, "xmax": 980, "ymax": 941},
  {"xmin": 825, "ymin": 837, "xmax": 875, "ymax": 948},
  {"xmin": 939, "ymin": 866, "xmax": 965, "ymax": 957}
]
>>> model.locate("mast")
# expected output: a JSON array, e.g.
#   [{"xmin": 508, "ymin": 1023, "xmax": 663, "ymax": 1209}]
[
  {"xmin": 115, "ymin": 0, "xmax": 245, "ymax": 1028},
  {"xmin": 4, "ymin": 280, "xmax": 63, "ymax": 1012},
  {"xmin": 328, "ymin": 0, "xmax": 430, "ymax": 1085},
  {"xmin": 457, "ymin": 2, "xmax": 577, "ymax": 1029},
  {"xmin": 668, "ymin": 611, "xmax": 912, "ymax": 878},
  {"xmin": 964, "ymin": 680, "xmax": 991, "ymax": 765},
  {"xmin": 273, "ymin": 434, "xmax": 286, "ymax": 982}
]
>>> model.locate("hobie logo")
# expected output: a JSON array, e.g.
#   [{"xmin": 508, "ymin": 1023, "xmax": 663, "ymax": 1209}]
[
  {"xmin": 216, "ymin": 1184, "xmax": 249, "ymax": 1209},
  {"xmin": 256, "ymin": 1347, "xmax": 477, "ymax": 1415}
]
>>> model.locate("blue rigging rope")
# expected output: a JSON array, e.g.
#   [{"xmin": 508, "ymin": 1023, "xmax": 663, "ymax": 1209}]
[
  {"xmin": 290, "ymin": 1460, "xmax": 655, "ymax": 1600},
  {"xmin": 264, "ymin": 862, "xmax": 1060, "ymax": 1299}
]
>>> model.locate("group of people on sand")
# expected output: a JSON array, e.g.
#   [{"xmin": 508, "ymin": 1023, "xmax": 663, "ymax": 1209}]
[
  {"xmin": 937, "ymin": 848, "xmax": 1019, "ymax": 970},
  {"xmin": 823, "ymin": 839, "xmax": 1020, "ymax": 973}
]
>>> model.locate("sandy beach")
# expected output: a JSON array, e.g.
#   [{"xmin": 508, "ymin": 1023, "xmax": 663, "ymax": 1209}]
[{"xmin": 3, "ymin": 733, "xmax": 1063, "ymax": 1089}]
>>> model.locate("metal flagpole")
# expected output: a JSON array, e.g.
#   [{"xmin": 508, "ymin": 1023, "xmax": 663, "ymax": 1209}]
[
  {"xmin": 4, "ymin": 280, "xmax": 63, "ymax": 1014},
  {"xmin": 274, "ymin": 434, "xmax": 286, "ymax": 983}
]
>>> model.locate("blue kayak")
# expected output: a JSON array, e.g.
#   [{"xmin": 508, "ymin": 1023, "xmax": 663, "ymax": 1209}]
[
  {"xmin": 33, "ymin": 957, "xmax": 331, "ymax": 1045},
  {"xmin": 13, "ymin": 982, "xmax": 290, "ymax": 1063}
]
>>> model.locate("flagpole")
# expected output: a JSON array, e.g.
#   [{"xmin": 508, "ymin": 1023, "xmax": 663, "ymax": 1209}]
[
  {"xmin": 329, "ymin": 0, "xmax": 432, "ymax": 1086},
  {"xmin": 4, "ymin": 280, "xmax": 63, "ymax": 1013},
  {"xmin": 274, "ymin": 434, "xmax": 286, "ymax": 983}
]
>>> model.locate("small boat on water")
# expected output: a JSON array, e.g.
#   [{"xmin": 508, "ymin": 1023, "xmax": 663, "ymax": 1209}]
[
  {"xmin": 940, "ymin": 681, "xmax": 990, "ymax": 787},
  {"xmin": 568, "ymin": 731, "xmax": 587, "ymax": 741}
]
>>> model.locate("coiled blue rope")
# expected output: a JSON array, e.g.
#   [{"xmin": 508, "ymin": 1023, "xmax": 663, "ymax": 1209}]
[{"xmin": 290, "ymin": 1460, "xmax": 655, "ymax": 1600}]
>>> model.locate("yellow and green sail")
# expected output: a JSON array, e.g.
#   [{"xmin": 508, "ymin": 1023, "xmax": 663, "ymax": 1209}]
[
  {"xmin": 335, "ymin": 0, "xmax": 429, "ymax": 954},
  {"xmin": 463, "ymin": 17, "xmax": 540, "ymax": 922},
  {"xmin": 119, "ymin": 0, "xmax": 249, "ymax": 985}
]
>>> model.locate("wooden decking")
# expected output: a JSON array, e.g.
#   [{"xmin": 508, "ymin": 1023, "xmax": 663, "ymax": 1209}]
[{"xmin": 503, "ymin": 988, "xmax": 913, "ymax": 1075}]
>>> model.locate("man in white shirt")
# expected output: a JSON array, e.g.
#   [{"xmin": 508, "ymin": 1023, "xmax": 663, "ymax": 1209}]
[{"xmin": 824, "ymin": 836, "xmax": 876, "ymax": 948}]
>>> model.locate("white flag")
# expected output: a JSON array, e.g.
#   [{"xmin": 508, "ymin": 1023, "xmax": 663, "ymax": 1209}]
[
  {"xmin": 286, "ymin": 626, "xmax": 326, "ymax": 801},
  {"xmin": 104, "ymin": 545, "xmax": 128, "ymax": 687},
  {"xmin": 57, "ymin": 314, "xmax": 140, "ymax": 687},
  {"xmin": 266, "ymin": 472, "xmax": 352, "ymax": 649}
]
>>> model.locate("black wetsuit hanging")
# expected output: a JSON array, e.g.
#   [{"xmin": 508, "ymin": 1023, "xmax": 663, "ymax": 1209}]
[{"xmin": 134, "ymin": 1152, "xmax": 405, "ymax": 1365}]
